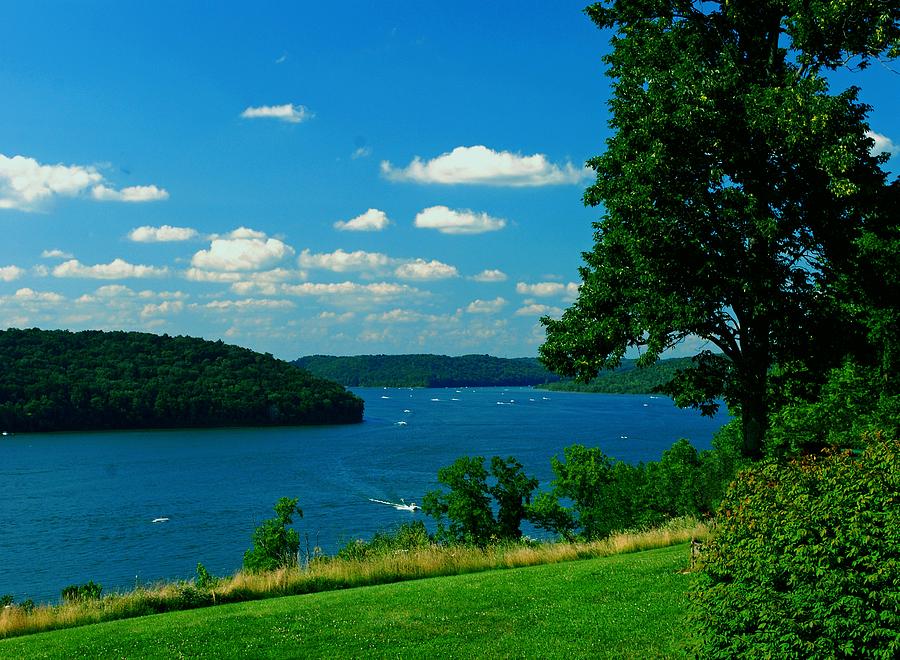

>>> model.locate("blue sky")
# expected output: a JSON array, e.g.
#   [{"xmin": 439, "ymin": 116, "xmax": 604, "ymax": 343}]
[{"xmin": 1, "ymin": 2, "xmax": 897, "ymax": 360}]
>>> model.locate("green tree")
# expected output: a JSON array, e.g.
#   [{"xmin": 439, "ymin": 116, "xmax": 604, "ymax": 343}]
[
  {"xmin": 489, "ymin": 456, "xmax": 539, "ymax": 540},
  {"xmin": 243, "ymin": 497, "xmax": 303, "ymax": 572},
  {"xmin": 423, "ymin": 455, "xmax": 538, "ymax": 545},
  {"xmin": 540, "ymin": 1, "xmax": 900, "ymax": 460}
]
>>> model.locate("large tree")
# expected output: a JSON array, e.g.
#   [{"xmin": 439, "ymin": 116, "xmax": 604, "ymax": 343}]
[{"xmin": 541, "ymin": 0, "xmax": 900, "ymax": 459}]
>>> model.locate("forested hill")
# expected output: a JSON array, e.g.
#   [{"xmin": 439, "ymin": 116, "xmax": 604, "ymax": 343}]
[
  {"xmin": 538, "ymin": 357, "xmax": 696, "ymax": 394},
  {"xmin": 0, "ymin": 329, "xmax": 363, "ymax": 432},
  {"xmin": 292, "ymin": 354, "xmax": 561, "ymax": 388}
]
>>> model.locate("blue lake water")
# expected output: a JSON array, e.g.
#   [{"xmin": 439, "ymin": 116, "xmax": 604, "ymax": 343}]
[{"xmin": 0, "ymin": 387, "xmax": 727, "ymax": 603}]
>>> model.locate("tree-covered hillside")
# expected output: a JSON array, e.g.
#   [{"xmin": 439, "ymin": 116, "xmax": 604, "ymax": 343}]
[
  {"xmin": 293, "ymin": 354, "xmax": 561, "ymax": 388},
  {"xmin": 0, "ymin": 329, "xmax": 363, "ymax": 432},
  {"xmin": 539, "ymin": 357, "xmax": 695, "ymax": 394}
]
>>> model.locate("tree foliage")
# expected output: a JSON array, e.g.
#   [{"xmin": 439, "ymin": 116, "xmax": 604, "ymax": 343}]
[
  {"xmin": 0, "ymin": 328, "xmax": 363, "ymax": 432},
  {"xmin": 243, "ymin": 497, "xmax": 303, "ymax": 573},
  {"xmin": 695, "ymin": 435, "xmax": 900, "ymax": 658},
  {"xmin": 422, "ymin": 455, "xmax": 538, "ymax": 545},
  {"xmin": 529, "ymin": 431, "xmax": 741, "ymax": 541},
  {"xmin": 540, "ymin": 0, "xmax": 900, "ymax": 460},
  {"xmin": 294, "ymin": 354, "xmax": 560, "ymax": 388}
]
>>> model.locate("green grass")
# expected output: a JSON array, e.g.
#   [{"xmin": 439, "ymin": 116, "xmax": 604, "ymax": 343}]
[{"xmin": 1, "ymin": 544, "xmax": 694, "ymax": 659}]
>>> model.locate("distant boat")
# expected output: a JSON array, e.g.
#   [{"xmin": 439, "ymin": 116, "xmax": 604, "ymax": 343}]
[
  {"xmin": 152, "ymin": 517, "xmax": 169, "ymax": 523},
  {"xmin": 395, "ymin": 421, "xmax": 408, "ymax": 426},
  {"xmin": 368, "ymin": 497, "xmax": 421, "ymax": 511}
]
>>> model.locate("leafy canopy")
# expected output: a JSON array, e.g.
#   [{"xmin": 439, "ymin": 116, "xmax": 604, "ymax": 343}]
[{"xmin": 540, "ymin": 0, "xmax": 900, "ymax": 459}]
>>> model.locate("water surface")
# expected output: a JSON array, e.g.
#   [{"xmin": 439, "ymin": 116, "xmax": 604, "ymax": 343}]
[{"xmin": 0, "ymin": 387, "xmax": 726, "ymax": 602}]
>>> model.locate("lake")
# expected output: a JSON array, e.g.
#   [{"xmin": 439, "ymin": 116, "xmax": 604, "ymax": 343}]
[{"xmin": 0, "ymin": 387, "xmax": 727, "ymax": 603}]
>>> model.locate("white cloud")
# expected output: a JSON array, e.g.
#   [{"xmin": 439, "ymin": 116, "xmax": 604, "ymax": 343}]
[
  {"xmin": 299, "ymin": 248, "xmax": 392, "ymax": 272},
  {"xmin": 0, "ymin": 154, "xmax": 102, "ymax": 210},
  {"xmin": 0, "ymin": 153, "xmax": 167, "ymax": 211},
  {"xmin": 129, "ymin": 225, "xmax": 199, "ymax": 242},
  {"xmin": 240, "ymin": 103, "xmax": 312, "ymax": 123},
  {"xmin": 414, "ymin": 205, "xmax": 506, "ymax": 235},
  {"xmin": 394, "ymin": 258, "xmax": 459, "ymax": 281},
  {"xmin": 318, "ymin": 311, "xmax": 355, "ymax": 322},
  {"xmin": 469, "ymin": 269, "xmax": 507, "ymax": 282},
  {"xmin": 381, "ymin": 145, "xmax": 591, "ymax": 186},
  {"xmin": 867, "ymin": 131, "xmax": 900, "ymax": 157},
  {"xmin": 333, "ymin": 208, "xmax": 391, "ymax": 232},
  {"xmin": 352, "ymin": 146, "xmax": 372, "ymax": 159},
  {"xmin": 140, "ymin": 301, "xmax": 184, "ymax": 318},
  {"xmin": 281, "ymin": 281, "xmax": 418, "ymax": 305},
  {"xmin": 13, "ymin": 287, "xmax": 64, "ymax": 303},
  {"xmin": 184, "ymin": 268, "xmax": 244, "ymax": 283},
  {"xmin": 515, "ymin": 303, "xmax": 563, "ymax": 317},
  {"xmin": 0, "ymin": 265, "xmax": 24, "ymax": 282},
  {"xmin": 516, "ymin": 281, "xmax": 580, "ymax": 298},
  {"xmin": 192, "ymin": 233, "xmax": 295, "ymax": 272},
  {"xmin": 204, "ymin": 299, "xmax": 295, "ymax": 311},
  {"xmin": 94, "ymin": 284, "xmax": 137, "ymax": 298},
  {"xmin": 92, "ymin": 184, "xmax": 169, "ymax": 202},
  {"xmin": 53, "ymin": 258, "xmax": 169, "ymax": 279},
  {"xmin": 466, "ymin": 297, "xmax": 507, "ymax": 314},
  {"xmin": 41, "ymin": 249, "xmax": 74, "ymax": 259}
]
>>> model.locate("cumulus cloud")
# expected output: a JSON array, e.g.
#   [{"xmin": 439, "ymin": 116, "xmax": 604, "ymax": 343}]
[
  {"xmin": 469, "ymin": 269, "xmax": 507, "ymax": 282},
  {"xmin": 394, "ymin": 258, "xmax": 459, "ymax": 281},
  {"xmin": 414, "ymin": 205, "xmax": 506, "ymax": 235},
  {"xmin": 516, "ymin": 281, "xmax": 580, "ymax": 298},
  {"xmin": 0, "ymin": 153, "xmax": 167, "ymax": 211},
  {"xmin": 867, "ymin": 130, "xmax": 900, "ymax": 157},
  {"xmin": 0, "ymin": 265, "xmax": 24, "ymax": 282},
  {"xmin": 140, "ymin": 300, "xmax": 184, "ymax": 318},
  {"xmin": 299, "ymin": 248, "xmax": 392, "ymax": 273},
  {"xmin": 13, "ymin": 287, "xmax": 64, "ymax": 303},
  {"xmin": 515, "ymin": 303, "xmax": 563, "ymax": 317},
  {"xmin": 351, "ymin": 146, "xmax": 372, "ymax": 159},
  {"xmin": 41, "ymin": 249, "xmax": 73, "ymax": 259},
  {"xmin": 281, "ymin": 281, "xmax": 418, "ymax": 306},
  {"xmin": 204, "ymin": 299, "xmax": 295, "ymax": 311},
  {"xmin": 240, "ymin": 103, "xmax": 313, "ymax": 123},
  {"xmin": 129, "ymin": 224, "xmax": 199, "ymax": 242},
  {"xmin": 381, "ymin": 145, "xmax": 591, "ymax": 186},
  {"xmin": 92, "ymin": 184, "xmax": 169, "ymax": 202},
  {"xmin": 466, "ymin": 297, "xmax": 507, "ymax": 314},
  {"xmin": 333, "ymin": 208, "xmax": 391, "ymax": 232},
  {"xmin": 192, "ymin": 230, "xmax": 295, "ymax": 272},
  {"xmin": 53, "ymin": 258, "xmax": 169, "ymax": 279}
]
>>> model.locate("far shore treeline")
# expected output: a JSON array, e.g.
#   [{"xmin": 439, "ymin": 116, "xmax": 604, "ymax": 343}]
[
  {"xmin": 0, "ymin": 328, "xmax": 363, "ymax": 432},
  {"xmin": 294, "ymin": 353, "xmax": 694, "ymax": 393}
]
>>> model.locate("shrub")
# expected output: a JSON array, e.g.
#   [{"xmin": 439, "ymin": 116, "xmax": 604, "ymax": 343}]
[
  {"xmin": 694, "ymin": 434, "xmax": 900, "ymax": 658},
  {"xmin": 243, "ymin": 497, "xmax": 303, "ymax": 573},
  {"xmin": 337, "ymin": 521, "xmax": 432, "ymax": 561},
  {"xmin": 61, "ymin": 580, "xmax": 103, "ymax": 603}
]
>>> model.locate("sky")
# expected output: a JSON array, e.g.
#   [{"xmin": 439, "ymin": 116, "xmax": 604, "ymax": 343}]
[{"xmin": 1, "ymin": 2, "xmax": 898, "ymax": 361}]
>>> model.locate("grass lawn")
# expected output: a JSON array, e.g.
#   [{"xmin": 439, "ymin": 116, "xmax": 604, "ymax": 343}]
[{"xmin": 2, "ymin": 544, "xmax": 695, "ymax": 659}]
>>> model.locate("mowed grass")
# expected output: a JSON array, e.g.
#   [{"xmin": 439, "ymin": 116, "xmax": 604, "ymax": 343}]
[{"xmin": 1, "ymin": 544, "xmax": 694, "ymax": 659}]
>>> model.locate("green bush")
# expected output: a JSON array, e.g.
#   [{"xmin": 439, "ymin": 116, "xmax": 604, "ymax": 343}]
[
  {"xmin": 61, "ymin": 580, "xmax": 103, "ymax": 603},
  {"xmin": 243, "ymin": 497, "xmax": 303, "ymax": 573},
  {"xmin": 695, "ymin": 435, "xmax": 900, "ymax": 658},
  {"xmin": 337, "ymin": 521, "xmax": 432, "ymax": 561}
]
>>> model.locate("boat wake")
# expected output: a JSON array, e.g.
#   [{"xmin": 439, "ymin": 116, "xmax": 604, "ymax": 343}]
[{"xmin": 368, "ymin": 498, "xmax": 421, "ymax": 512}]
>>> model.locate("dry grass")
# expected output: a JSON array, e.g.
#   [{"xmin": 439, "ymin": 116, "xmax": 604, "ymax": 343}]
[{"xmin": 0, "ymin": 516, "xmax": 709, "ymax": 640}]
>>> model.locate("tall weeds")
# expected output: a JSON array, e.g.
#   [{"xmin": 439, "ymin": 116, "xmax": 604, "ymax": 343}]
[{"xmin": 0, "ymin": 516, "xmax": 708, "ymax": 640}]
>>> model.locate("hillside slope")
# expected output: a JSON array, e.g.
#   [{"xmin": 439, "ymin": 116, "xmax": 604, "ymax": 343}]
[
  {"xmin": 0, "ymin": 544, "xmax": 692, "ymax": 658},
  {"xmin": 294, "ymin": 353, "xmax": 561, "ymax": 387},
  {"xmin": 0, "ymin": 328, "xmax": 363, "ymax": 431}
]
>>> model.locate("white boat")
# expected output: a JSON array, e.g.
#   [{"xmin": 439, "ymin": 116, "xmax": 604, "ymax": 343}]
[{"xmin": 368, "ymin": 497, "xmax": 421, "ymax": 511}]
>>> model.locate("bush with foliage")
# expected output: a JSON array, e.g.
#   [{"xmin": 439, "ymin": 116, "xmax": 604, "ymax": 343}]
[
  {"xmin": 243, "ymin": 498, "xmax": 303, "ymax": 572},
  {"xmin": 337, "ymin": 521, "xmax": 432, "ymax": 561},
  {"xmin": 695, "ymin": 435, "xmax": 900, "ymax": 658},
  {"xmin": 423, "ymin": 456, "xmax": 538, "ymax": 545},
  {"xmin": 527, "ymin": 432, "xmax": 740, "ymax": 541},
  {"xmin": 61, "ymin": 581, "xmax": 103, "ymax": 603}
]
